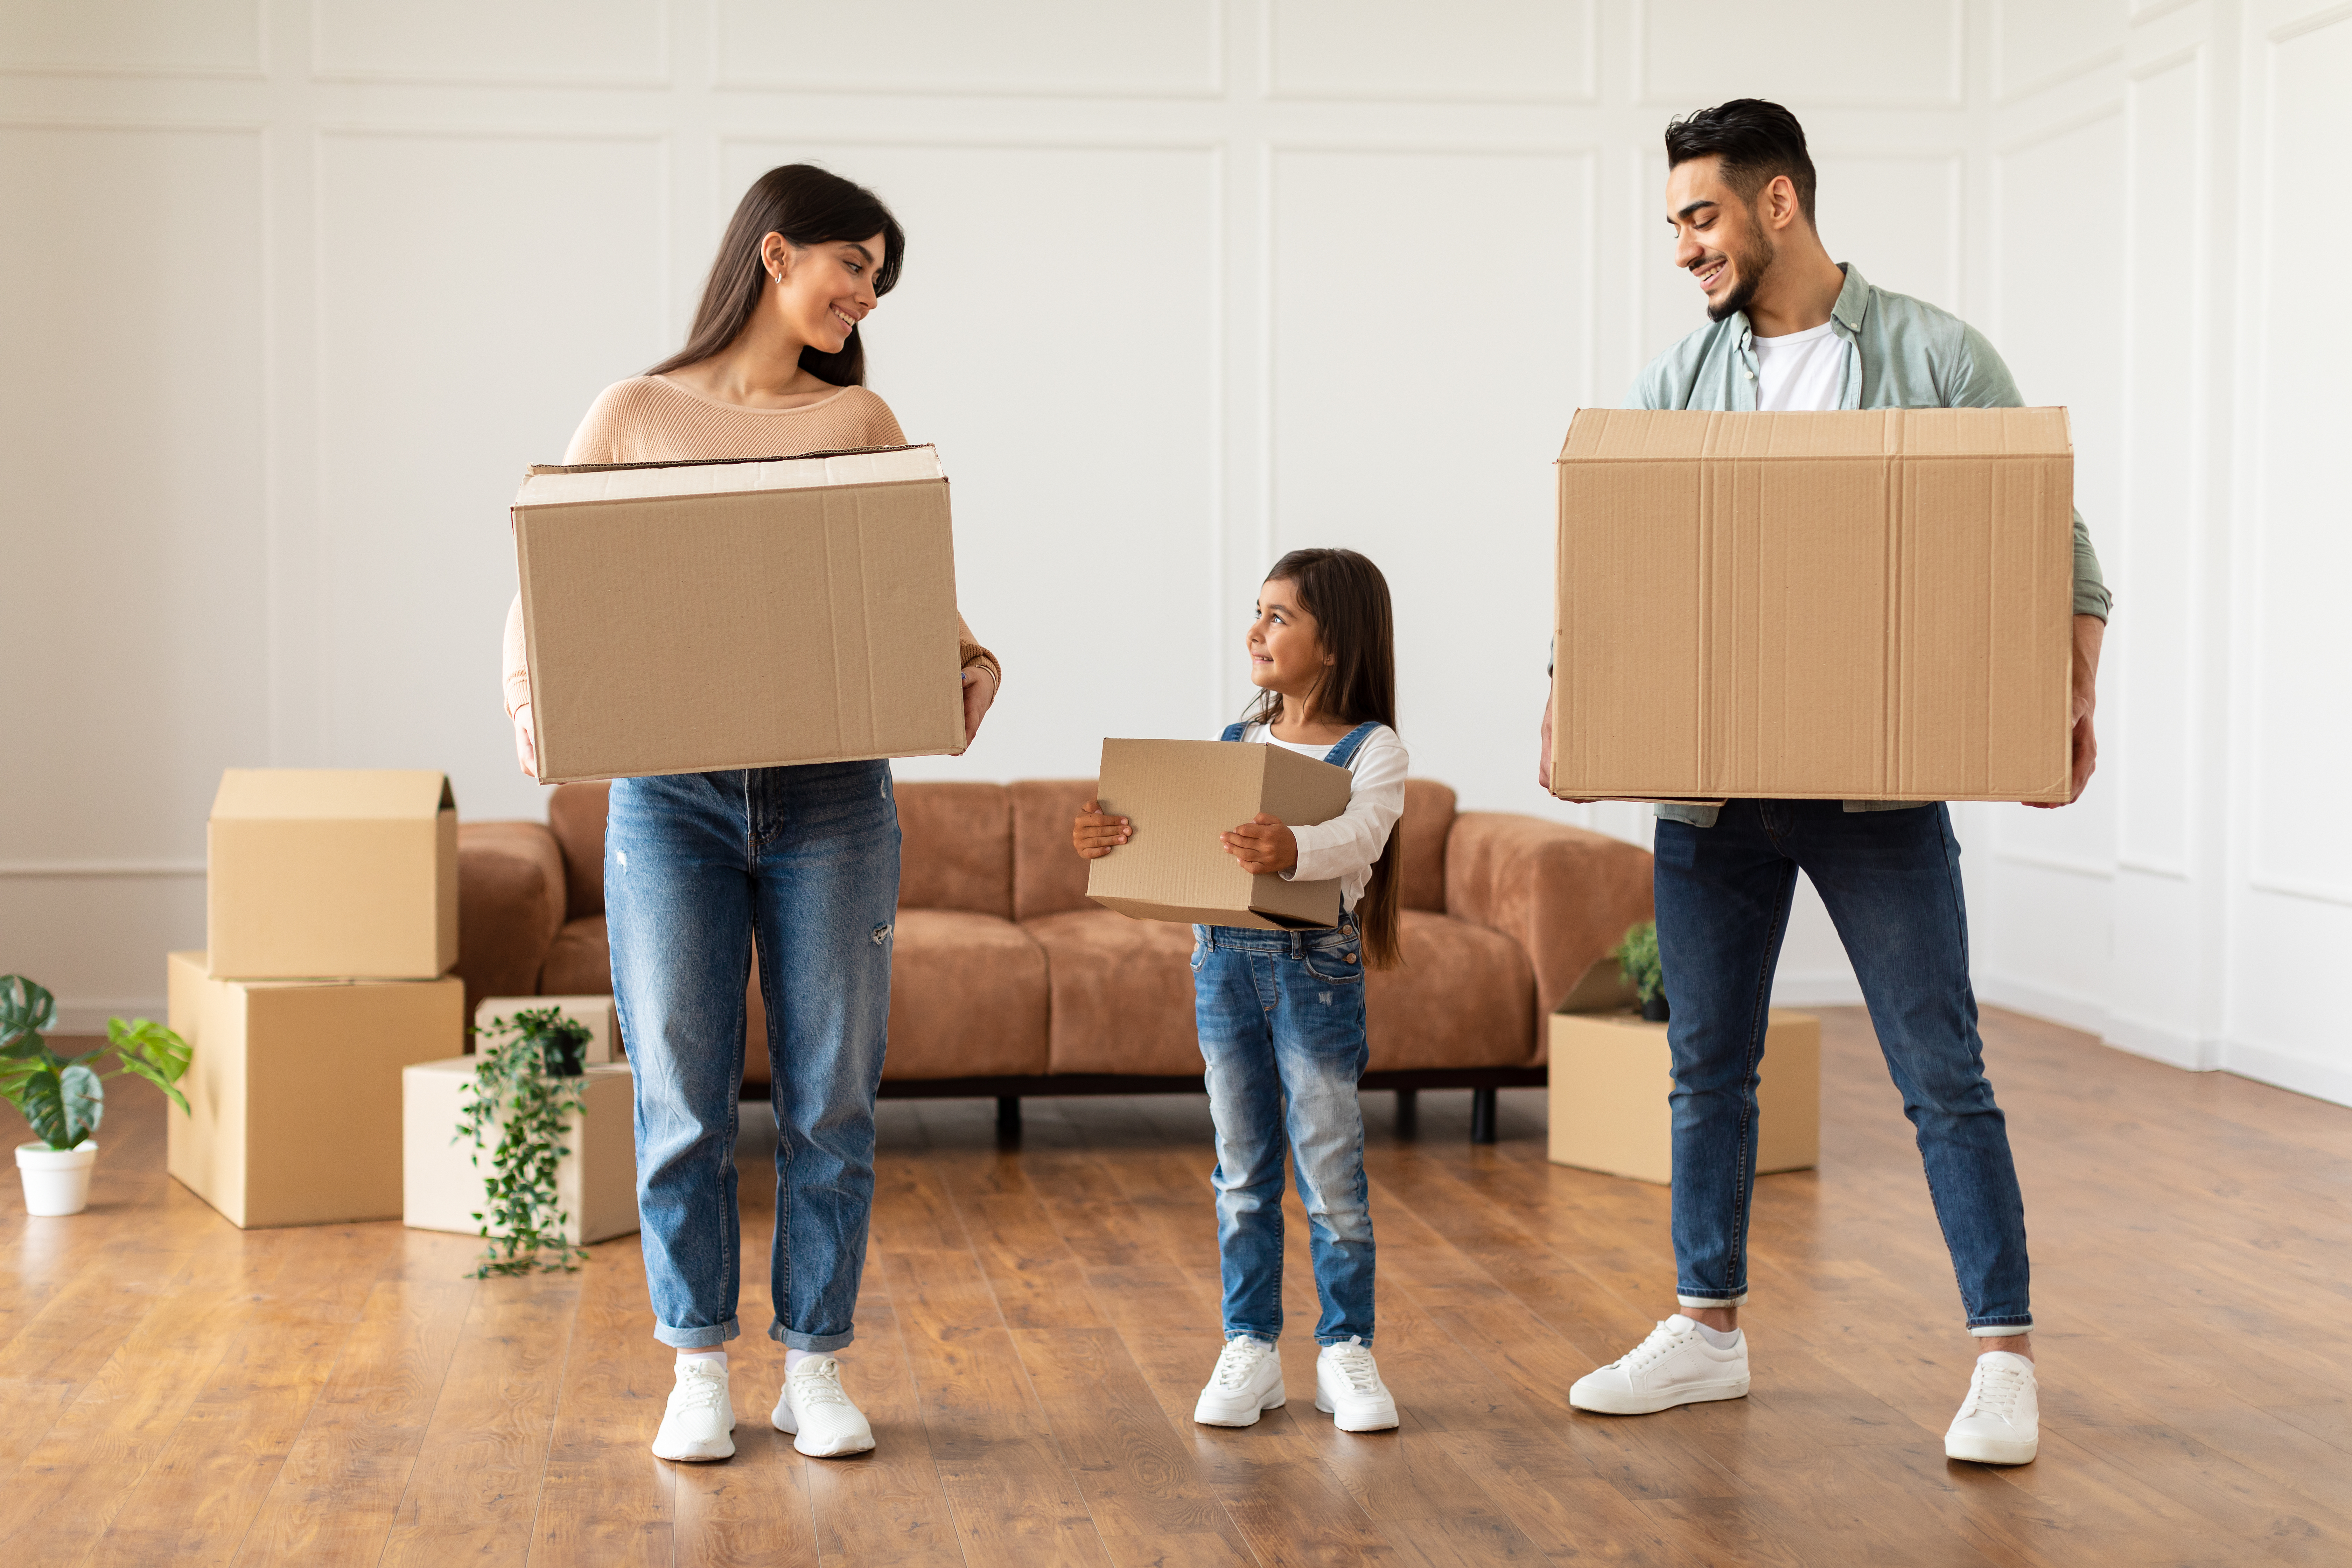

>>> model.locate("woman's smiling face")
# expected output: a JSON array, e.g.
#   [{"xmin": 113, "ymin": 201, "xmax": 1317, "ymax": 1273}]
[
  {"xmin": 1246, "ymin": 577, "xmax": 1333, "ymax": 698},
  {"xmin": 764, "ymin": 230, "xmax": 886, "ymax": 354}
]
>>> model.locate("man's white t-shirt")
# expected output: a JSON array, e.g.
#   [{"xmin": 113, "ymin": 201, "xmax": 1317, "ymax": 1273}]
[{"xmin": 1753, "ymin": 319, "xmax": 1844, "ymax": 412}]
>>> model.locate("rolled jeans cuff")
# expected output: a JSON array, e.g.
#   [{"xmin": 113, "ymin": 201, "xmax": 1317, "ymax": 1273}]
[
  {"xmin": 1677, "ymin": 1290, "xmax": 1748, "ymax": 1309},
  {"xmin": 657, "ymin": 1317, "xmax": 741, "ymax": 1350},
  {"xmin": 1967, "ymin": 1318, "xmax": 2033, "ymax": 1337},
  {"xmin": 771, "ymin": 1322, "xmax": 856, "ymax": 1353}
]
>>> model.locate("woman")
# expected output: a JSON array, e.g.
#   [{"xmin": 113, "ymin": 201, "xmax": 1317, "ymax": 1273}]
[{"xmin": 500, "ymin": 165, "xmax": 999, "ymax": 1464}]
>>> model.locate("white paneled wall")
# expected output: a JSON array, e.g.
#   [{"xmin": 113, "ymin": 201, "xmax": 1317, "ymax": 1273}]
[{"xmin": 1, "ymin": 0, "xmax": 2343, "ymax": 1107}]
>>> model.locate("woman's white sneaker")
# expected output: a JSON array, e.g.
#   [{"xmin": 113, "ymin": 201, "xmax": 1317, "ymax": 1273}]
[
  {"xmin": 1569, "ymin": 1316, "xmax": 1750, "ymax": 1415},
  {"xmin": 1194, "ymin": 1336, "xmax": 1286, "ymax": 1427},
  {"xmin": 652, "ymin": 1358, "xmax": 737, "ymax": 1461},
  {"xmin": 1945, "ymin": 1351, "xmax": 2039, "ymax": 1464},
  {"xmin": 772, "ymin": 1356, "xmax": 876, "ymax": 1457},
  {"xmin": 1315, "ymin": 1337, "xmax": 1399, "ymax": 1432}
]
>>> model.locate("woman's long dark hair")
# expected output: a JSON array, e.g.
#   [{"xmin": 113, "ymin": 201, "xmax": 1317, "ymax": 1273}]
[
  {"xmin": 1242, "ymin": 548, "xmax": 1405, "ymax": 970},
  {"xmin": 648, "ymin": 164, "xmax": 905, "ymax": 386}
]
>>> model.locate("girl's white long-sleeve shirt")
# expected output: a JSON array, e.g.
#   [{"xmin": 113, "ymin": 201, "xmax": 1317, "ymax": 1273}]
[{"xmin": 1239, "ymin": 722, "xmax": 1408, "ymax": 913}]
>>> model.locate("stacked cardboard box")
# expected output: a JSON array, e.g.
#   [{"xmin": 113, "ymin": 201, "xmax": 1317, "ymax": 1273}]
[{"xmin": 167, "ymin": 770, "xmax": 464, "ymax": 1228}]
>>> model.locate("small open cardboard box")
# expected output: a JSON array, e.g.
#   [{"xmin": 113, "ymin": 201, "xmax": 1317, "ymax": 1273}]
[
  {"xmin": 513, "ymin": 444, "xmax": 967, "ymax": 784},
  {"xmin": 472, "ymin": 994, "xmax": 618, "ymax": 1064},
  {"xmin": 1546, "ymin": 958, "xmax": 1819, "ymax": 1185},
  {"xmin": 1550, "ymin": 406, "xmax": 2076, "ymax": 805},
  {"xmin": 206, "ymin": 769, "xmax": 457, "ymax": 981},
  {"xmin": 1086, "ymin": 738, "xmax": 1353, "ymax": 929}
]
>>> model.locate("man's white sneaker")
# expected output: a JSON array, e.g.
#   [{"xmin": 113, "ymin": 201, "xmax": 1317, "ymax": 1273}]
[
  {"xmin": 1569, "ymin": 1316, "xmax": 1750, "ymax": 1415},
  {"xmin": 1945, "ymin": 1351, "xmax": 2039, "ymax": 1465},
  {"xmin": 652, "ymin": 1358, "xmax": 736, "ymax": 1461},
  {"xmin": 772, "ymin": 1356, "xmax": 876, "ymax": 1458},
  {"xmin": 1315, "ymin": 1337, "xmax": 1399, "ymax": 1432},
  {"xmin": 1194, "ymin": 1336, "xmax": 1286, "ymax": 1427}
]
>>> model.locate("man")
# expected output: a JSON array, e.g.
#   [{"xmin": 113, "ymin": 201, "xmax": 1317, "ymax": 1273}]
[{"xmin": 1544, "ymin": 99, "xmax": 2110, "ymax": 1467}]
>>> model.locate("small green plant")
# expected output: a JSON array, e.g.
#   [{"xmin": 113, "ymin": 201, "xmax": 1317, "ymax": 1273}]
[
  {"xmin": 457, "ymin": 1007, "xmax": 594, "ymax": 1277},
  {"xmin": 0, "ymin": 975, "xmax": 190, "ymax": 1150},
  {"xmin": 1614, "ymin": 922, "xmax": 1666, "ymax": 1014}
]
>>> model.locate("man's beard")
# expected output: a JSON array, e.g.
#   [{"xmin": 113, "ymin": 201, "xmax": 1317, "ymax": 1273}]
[{"xmin": 1704, "ymin": 230, "xmax": 1775, "ymax": 323}]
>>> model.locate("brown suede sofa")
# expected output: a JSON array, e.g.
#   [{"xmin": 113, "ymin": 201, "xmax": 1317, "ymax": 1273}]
[{"xmin": 457, "ymin": 778, "xmax": 1653, "ymax": 1140}]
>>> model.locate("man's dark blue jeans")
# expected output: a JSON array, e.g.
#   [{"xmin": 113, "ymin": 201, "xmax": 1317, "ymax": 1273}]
[{"xmin": 1651, "ymin": 799, "xmax": 2032, "ymax": 1336}]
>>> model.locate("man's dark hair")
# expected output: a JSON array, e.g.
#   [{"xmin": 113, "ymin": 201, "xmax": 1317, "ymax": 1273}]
[{"xmin": 1665, "ymin": 99, "xmax": 1817, "ymax": 228}]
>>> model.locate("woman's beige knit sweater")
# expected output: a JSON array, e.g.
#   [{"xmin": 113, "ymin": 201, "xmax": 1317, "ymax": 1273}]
[{"xmin": 501, "ymin": 375, "xmax": 997, "ymax": 722}]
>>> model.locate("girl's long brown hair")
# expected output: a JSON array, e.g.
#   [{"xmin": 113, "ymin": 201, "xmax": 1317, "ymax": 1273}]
[
  {"xmin": 1243, "ymin": 548, "xmax": 1405, "ymax": 969},
  {"xmin": 649, "ymin": 164, "xmax": 905, "ymax": 385}
]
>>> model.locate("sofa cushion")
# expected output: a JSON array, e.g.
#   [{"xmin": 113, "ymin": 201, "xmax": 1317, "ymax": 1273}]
[
  {"xmin": 895, "ymin": 782, "xmax": 1013, "ymax": 918},
  {"xmin": 1367, "ymin": 911, "xmax": 1536, "ymax": 1071},
  {"xmin": 1010, "ymin": 779, "xmax": 1099, "ymax": 921},
  {"xmin": 1025, "ymin": 909, "xmax": 1202, "ymax": 1077},
  {"xmin": 456, "ymin": 821, "xmax": 568, "ymax": 1022},
  {"xmin": 1396, "ymin": 780, "xmax": 1455, "ymax": 912},
  {"xmin": 547, "ymin": 782, "xmax": 611, "ymax": 923},
  {"xmin": 540, "ymin": 913, "xmax": 614, "ymax": 996}
]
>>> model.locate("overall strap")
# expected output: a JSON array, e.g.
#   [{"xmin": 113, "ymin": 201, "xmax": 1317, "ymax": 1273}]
[
  {"xmin": 1322, "ymin": 721, "xmax": 1381, "ymax": 768},
  {"xmin": 1218, "ymin": 721, "xmax": 1250, "ymax": 743}
]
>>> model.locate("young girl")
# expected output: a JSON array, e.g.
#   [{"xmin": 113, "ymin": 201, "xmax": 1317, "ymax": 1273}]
[{"xmin": 1074, "ymin": 547, "xmax": 1408, "ymax": 1432}]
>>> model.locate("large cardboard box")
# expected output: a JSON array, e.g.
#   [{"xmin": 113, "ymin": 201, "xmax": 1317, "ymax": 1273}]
[
  {"xmin": 1548, "ymin": 1008, "xmax": 1820, "ymax": 1185},
  {"xmin": 165, "ymin": 951, "xmax": 464, "ymax": 1227},
  {"xmin": 513, "ymin": 444, "xmax": 966, "ymax": 784},
  {"xmin": 207, "ymin": 769, "xmax": 457, "ymax": 980},
  {"xmin": 402, "ymin": 1057, "xmax": 637, "ymax": 1245},
  {"xmin": 1550, "ymin": 407, "xmax": 2075, "ymax": 804},
  {"xmin": 473, "ymin": 994, "xmax": 618, "ymax": 1064},
  {"xmin": 1086, "ymin": 738, "xmax": 1353, "ymax": 929}
]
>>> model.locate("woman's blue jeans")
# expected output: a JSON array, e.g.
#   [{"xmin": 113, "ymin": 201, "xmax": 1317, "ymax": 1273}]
[
  {"xmin": 1192, "ymin": 916, "xmax": 1376, "ymax": 1346},
  {"xmin": 606, "ymin": 763, "xmax": 899, "ymax": 1351},
  {"xmin": 1652, "ymin": 800, "xmax": 2032, "ymax": 1335}
]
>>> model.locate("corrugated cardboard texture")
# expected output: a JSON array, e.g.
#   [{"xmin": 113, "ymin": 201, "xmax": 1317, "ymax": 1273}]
[
  {"xmin": 1552, "ymin": 407, "xmax": 2074, "ymax": 802},
  {"xmin": 1547, "ymin": 1009, "xmax": 1819, "ymax": 1184},
  {"xmin": 167, "ymin": 952, "xmax": 464, "ymax": 1228},
  {"xmin": 1086, "ymin": 739, "xmax": 1353, "ymax": 929},
  {"xmin": 403, "ymin": 1057, "xmax": 637, "ymax": 1244},
  {"xmin": 514, "ymin": 444, "xmax": 965, "ymax": 784},
  {"xmin": 473, "ymin": 994, "xmax": 617, "ymax": 1064},
  {"xmin": 207, "ymin": 769, "xmax": 458, "ymax": 980}
]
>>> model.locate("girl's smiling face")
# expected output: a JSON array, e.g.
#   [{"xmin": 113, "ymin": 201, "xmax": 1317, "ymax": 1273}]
[
  {"xmin": 763, "ymin": 230, "xmax": 886, "ymax": 355},
  {"xmin": 1246, "ymin": 578, "xmax": 1334, "ymax": 699}
]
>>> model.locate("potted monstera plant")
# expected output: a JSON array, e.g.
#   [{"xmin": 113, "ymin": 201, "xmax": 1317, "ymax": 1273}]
[
  {"xmin": 1614, "ymin": 921, "xmax": 1670, "ymax": 1022},
  {"xmin": 1, "ymin": 975, "xmax": 192, "ymax": 1216}
]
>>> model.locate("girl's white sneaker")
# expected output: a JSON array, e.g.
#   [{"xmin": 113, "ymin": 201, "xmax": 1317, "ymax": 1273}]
[
  {"xmin": 1569, "ymin": 1316, "xmax": 1750, "ymax": 1414},
  {"xmin": 1314, "ymin": 1337, "xmax": 1399, "ymax": 1432},
  {"xmin": 1195, "ymin": 1336, "xmax": 1286, "ymax": 1427},
  {"xmin": 652, "ymin": 1359, "xmax": 737, "ymax": 1461},
  {"xmin": 1944, "ymin": 1351, "xmax": 2039, "ymax": 1464},
  {"xmin": 772, "ymin": 1356, "xmax": 876, "ymax": 1458}
]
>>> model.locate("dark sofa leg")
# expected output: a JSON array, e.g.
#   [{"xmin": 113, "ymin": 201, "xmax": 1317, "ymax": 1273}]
[
  {"xmin": 996, "ymin": 1095, "xmax": 1022, "ymax": 1147},
  {"xmin": 1470, "ymin": 1087, "xmax": 1497, "ymax": 1145},
  {"xmin": 1394, "ymin": 1088, "xmax": 1418, "ymax": 1139}
]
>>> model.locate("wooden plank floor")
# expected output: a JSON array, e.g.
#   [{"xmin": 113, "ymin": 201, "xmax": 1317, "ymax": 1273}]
[{"xmin": 5, "ymin": 1006, "xmax": 2350, "ymax": 1566}]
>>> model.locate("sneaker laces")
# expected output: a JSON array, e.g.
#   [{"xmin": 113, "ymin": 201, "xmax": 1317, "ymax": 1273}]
[
  {"xmin": 1210, "ymin": 1337, "xmax": 1271, "ymax": 1392},
  {"xmin": 1611, "ymin": 1318, "xmax": 1695, "ymax": 1375},
  {"xmin": 1962, "ymin": 1359, "xmax": 2029, "ymax": 1422},
  {"xmin": 1323, "ymin": 1339, "xmax": 1380, "ymax": 1393},
  {"xmin": 670, "ymin": 1362, "xmax": 728, "ymax": 1417},
  {"xmin": 790, "ymin": 1357, "xmax": 852, "ymax": 1410}
]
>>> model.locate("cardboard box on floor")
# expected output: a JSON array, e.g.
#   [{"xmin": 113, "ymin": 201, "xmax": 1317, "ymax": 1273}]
[
  {"xmin": 402, "ymin": 1058, "xmax": 637, "ymax": 1245},
  {"xmin": 513, "ymin": 444, "xmax": 966, "ymax": 785},
  {"xmin": 166, "ymin": 951, "xmax": 464, "ymax": 1228},
  {"xmin": 1086, "ymin": 738, "xmax": 1353, "ymax": 930},
  {"xmin": 207, "ymin": 769, "xmax": 456, "ymax": 980},
  {"xmin": 1550, "ymin": 407, "xmax": 2076, "ymax": 804},
  {"xmin": 1546, "ymin": 959, "xmax": 1819, "ymax": 1184},
  {"xmin": 473, "ymin": 994, "xmax": 618, "ymax": 1064}
]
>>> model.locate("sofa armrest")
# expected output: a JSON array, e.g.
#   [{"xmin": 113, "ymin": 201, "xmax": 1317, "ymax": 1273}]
[
  {"xmin": 456, "ymin": 820, "xmax": 569, "ymax": 1025},
  {"xmin": 1443, "ymin": 813, "xmax": 1654, "ymax": 1050}
]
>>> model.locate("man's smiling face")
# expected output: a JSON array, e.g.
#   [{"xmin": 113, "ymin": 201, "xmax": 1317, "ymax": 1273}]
[{"xmin": 1666, "ymin": 155, "xmax": 1774, "ymax": 324}]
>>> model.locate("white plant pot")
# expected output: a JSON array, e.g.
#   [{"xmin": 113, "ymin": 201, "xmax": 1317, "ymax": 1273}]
[{"xmin": 16, "ymin": 1140, "xmax": 98, "ymax": 1217}]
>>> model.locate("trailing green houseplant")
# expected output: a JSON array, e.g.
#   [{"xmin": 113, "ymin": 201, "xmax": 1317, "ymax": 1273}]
[
  {"xmin": 458, "ymin": 1007, "xmax": 594, "ymax": 1277},
  {"xmin": 1, "ymin": 974, "xmax": 192, "ymax": 1215},
  {"xmin": 1613, "ymin": 922, "xmax": 1670, "ymax": 1022}
]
